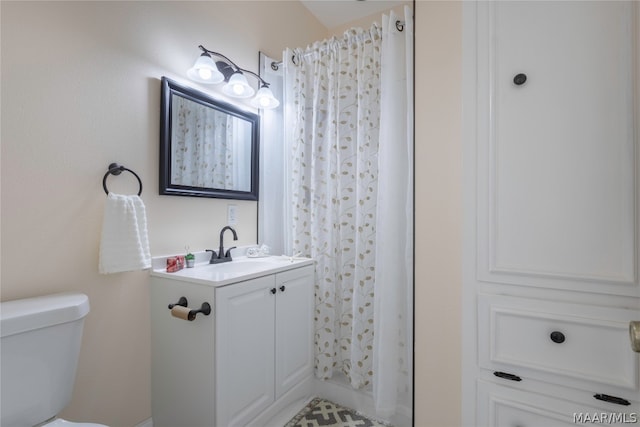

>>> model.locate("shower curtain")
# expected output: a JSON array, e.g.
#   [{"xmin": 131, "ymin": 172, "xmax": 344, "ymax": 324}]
[
  {"xmin": 285, "ymin": 24, "xmax": 382, "ymax": 390},
  {"xmin": 282, "ymin": 5, "xmax": 413, "ymax": 417},
  {"xmin": 373, "ymin": 8, "xmax": 413, "ymax": 418}
]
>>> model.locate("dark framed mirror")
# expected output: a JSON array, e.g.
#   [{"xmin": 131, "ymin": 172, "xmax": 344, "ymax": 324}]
[{"xmin": 160, "ymin": 76, "xmax": 259, "ymax": 200}]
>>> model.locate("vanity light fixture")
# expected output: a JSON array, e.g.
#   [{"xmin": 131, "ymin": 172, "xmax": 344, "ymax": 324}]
[{"xmin": 187, "ymin": 45, "xmax": 280, "ymax": 109}]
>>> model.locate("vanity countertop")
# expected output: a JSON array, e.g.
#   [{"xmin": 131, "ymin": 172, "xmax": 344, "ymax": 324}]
[{"xmin": 150, "ymin": 255, "xmax": 314, "ymax": 287}]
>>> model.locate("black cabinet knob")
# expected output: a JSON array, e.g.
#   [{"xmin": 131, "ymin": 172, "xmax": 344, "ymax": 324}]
[
  {"xmin": 279, "ymin": 286, "xmax": 286, "ymax": 292},
  {"xmin": 550, "ymin": 331, "xmax": 565, "ymax": 344},
  {"xmin": 270, "ymin": 288, "xmax": 277, "ymax": 294},
  {"xmin": 513, "ymin": 73, "xmax": 527, "ymax": 86}
]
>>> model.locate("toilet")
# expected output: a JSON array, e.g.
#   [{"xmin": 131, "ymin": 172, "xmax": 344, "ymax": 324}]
[{"xmin": 1, "ymin": 292, "xmax": 108, "ymax": 427}]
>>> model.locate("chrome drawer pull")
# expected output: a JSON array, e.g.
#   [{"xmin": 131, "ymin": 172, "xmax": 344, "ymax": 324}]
[
  {"xmin": 493, "ymin": 371, "xmax": 522, "ymax": 382},
  {"xmin": 594, "ymin": 394, "xmax": 631, "ymax": 406},
  {"xmin": 550, "ymin": 331, "xmax": 565, "ymax": 344}
]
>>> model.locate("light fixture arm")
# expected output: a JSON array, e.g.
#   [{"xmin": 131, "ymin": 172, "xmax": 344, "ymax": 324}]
[
  {"xmin": 188, "ymin": 44, "xmax": 279, "ymax": 108},
  {"xmin": 198, "ymin": 45, "xmax": 270, "ymax": 88}
]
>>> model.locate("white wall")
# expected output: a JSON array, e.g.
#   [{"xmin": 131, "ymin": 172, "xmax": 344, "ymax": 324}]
[
  {"xmin": 414, "ymin": 2, "xmax": 463, "ymax": 426},
  {"xmin": 1, "ymin": 2, "xmax": 327, "ymax": 426},
  {"xmin": 2, "ymin": 1, "xmax": 465, "ymax": 426},
  {"xmin": 328, "ymin": 2, "xmax": 412, "ymax": 36}
]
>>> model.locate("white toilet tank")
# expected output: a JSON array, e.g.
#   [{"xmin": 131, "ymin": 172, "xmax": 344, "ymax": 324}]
[{"xmin": 1, "ymin": 292, "xmax": 90, "ymax": 427}]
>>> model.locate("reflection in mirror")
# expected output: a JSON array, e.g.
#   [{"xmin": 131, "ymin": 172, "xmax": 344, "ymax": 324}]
[
  {"xmin": 171, "ymin": 95, "xmax": 252, "ymax": 191},
  {"xmin": 160, "ymin": 77, "xmax": 259, "ymax": 200}
]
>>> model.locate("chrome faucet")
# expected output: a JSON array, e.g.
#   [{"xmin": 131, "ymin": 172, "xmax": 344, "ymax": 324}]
[{"xmin": 207, "ymin": 226, "xmax": 238, "ymax": 264}]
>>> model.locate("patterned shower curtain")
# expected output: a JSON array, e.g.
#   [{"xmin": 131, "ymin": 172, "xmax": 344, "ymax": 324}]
[{"xmin": 284, "ymin": 25, "xmax": 382, "ymax": 389}]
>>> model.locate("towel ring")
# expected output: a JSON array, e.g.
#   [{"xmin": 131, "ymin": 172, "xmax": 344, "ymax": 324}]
[{"xmin": 103, "ymin": 163, "xmax": 143, "ymax": 196}]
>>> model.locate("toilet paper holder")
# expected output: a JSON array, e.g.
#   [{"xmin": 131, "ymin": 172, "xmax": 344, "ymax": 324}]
[{"xmin": 168, "ymin": 297, "xmax": 212, "ymax": 321}]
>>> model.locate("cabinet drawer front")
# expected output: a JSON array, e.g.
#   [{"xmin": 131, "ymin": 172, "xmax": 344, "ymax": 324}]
[
  {"xmin": 478, "ymin": 294, "xmax": 639, "ymax": 390},
  {"xmin": 478, "ymin": 380, "xmax": 639, "ymax": 427}
]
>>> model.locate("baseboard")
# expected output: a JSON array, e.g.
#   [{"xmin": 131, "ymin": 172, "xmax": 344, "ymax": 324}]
[
  {"xmin": 247, "ymin": 375, "xmax": 314, "ymax": 427},
  {"xmin": 134, "ymin": 418, "xmax": 153, "ymax": 427}
]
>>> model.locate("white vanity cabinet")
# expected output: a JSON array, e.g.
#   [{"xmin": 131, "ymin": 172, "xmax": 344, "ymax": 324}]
[
  {"xmin": 463, "ymin": 1, "xmax": 640, "ymax": 425},
  {"xmin": 150, "ymin": 260, "xmax": 314, "ymax": 427},
  {"xmin": 215, "ymin": 267, "xmax": 314, "ymax": 427}
]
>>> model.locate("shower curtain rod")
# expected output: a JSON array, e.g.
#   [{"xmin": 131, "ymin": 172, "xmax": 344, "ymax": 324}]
[{"xmin": 270, "ymin": 20, "xmax": 405, "ymax": 71}]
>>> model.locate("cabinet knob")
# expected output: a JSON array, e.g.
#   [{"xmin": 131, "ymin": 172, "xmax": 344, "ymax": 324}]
[
  {"xmin": 513, "ymin": 73, "xmax": 527, "ymax": 86},
  {"xmin": 270, "ymin": 288, "xmax": 277, "ymax": 295},
  {"xmin": 280, "ymin": 285, "xmax": 286, "ymax": 292},
  {"xmin": 550, "ymin": 331, "xmax": 565, "ymax": 344}
]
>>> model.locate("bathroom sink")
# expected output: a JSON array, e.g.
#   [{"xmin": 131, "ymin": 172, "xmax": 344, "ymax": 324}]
[
  {"xmin": 208, "ymin": 259, "xmax": 275, "ymax": 272},
  {"xmin": 198, "ymin": 258, "xmax": 289, "ymax": 274},
  {"xmin": 150, "ymin": 255, "xmax": 313, "ymax": 287}
]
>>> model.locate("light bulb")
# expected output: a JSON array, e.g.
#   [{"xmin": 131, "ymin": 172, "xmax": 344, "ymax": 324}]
[
  {"xmin": 187, "ymin": 53, "xmax": 224, "ymax": 84},
  {"xmin": 198, "ymin": 68, "xmax": 212, "ymax": 80},
  {"xmin": 250, "ymin": 86, "xmax": 280, "ymax": 109},
  {"xmin": 223, "ymin": 72, "xmax": 254, "ymax": 98},
  {"xmin": 233, "ymin": 84, "xmax": 245, "ymax": 95}
]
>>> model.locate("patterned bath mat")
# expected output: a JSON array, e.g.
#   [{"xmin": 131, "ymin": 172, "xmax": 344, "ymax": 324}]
[{"xmin": 284, "ymin": 397, "xmax": 392, "ymax": 427}]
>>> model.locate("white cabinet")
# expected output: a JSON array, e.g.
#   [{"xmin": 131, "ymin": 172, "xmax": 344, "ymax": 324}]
[
  {"xmin": 215, "ymin": 267, "xmax": 314, "ymax": 427},
  {"xmin": 215, "ymin": 275, "xmax": 276, "ymax": 427},
  {"xmin": 150, "ymin": 262, "xmax": 314, "ymax": 427},
  {"xmin": 478, "ymin": 295, "xmax": 640, "ymax": 394},
  {"xmin": 274, "ymin": 268, "xmax": 315, "ymax": 398},
  {"xmin": 477, "ymin": 381, "xmax": 639, "ymax": 427},
  {"xmin": 463, "ymin": 1, "xmax": 640, "ymax": 425}
]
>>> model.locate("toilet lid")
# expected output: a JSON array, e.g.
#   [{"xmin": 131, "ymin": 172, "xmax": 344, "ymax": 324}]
[{"xmin": 43, "ymin": 418, "xmax": 108, "ymax": 427}]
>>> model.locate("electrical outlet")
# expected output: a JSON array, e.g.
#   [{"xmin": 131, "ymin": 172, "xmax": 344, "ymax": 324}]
[{"xmin": 227, "ymin": 204, "xmax": 237, "ymax": 226}]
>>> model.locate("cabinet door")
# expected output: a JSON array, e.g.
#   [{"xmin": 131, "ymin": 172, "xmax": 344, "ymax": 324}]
[
  {"xmin": 216, "ymin": 275, "xmax": 276, "ymax": 427},
  {"xmin": 471, "ymin": 1, "xmax": 639, "ymax": 296},
  {"xmin": 275, "ymin": 266, "xmax": 314, "ymax": 398}
]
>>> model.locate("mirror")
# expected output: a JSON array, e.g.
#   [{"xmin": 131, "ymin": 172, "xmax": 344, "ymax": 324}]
[{"xmin": 160, "ymin": 76, "xmax": 259, "ymax": 200}]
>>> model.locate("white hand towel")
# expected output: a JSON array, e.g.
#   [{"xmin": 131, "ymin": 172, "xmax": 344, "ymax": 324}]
[{"xmin": 99, "ymin": 193, "xmax": 151, "ymax": 274}]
